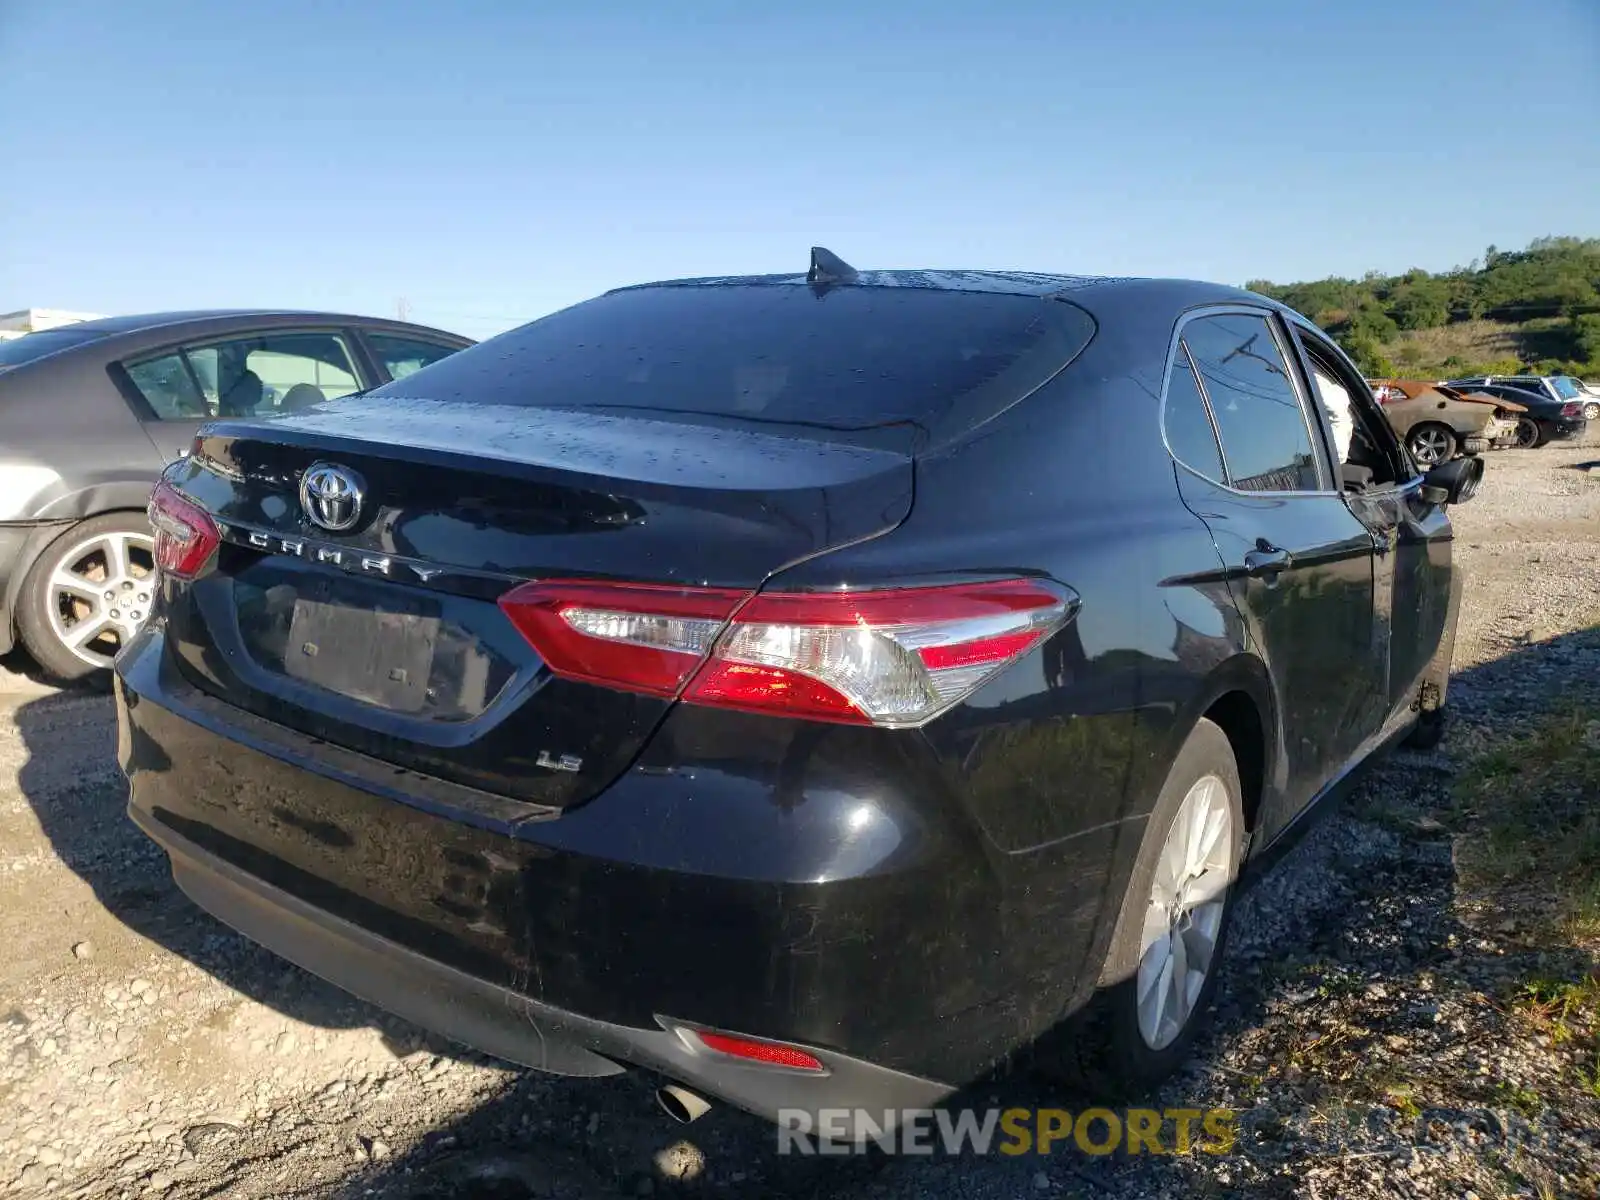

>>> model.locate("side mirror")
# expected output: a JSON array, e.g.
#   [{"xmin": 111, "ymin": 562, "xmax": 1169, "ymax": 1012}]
[{"xmin": 1420, "ymin": 454, "xmax": 1484, "ymax": 506}]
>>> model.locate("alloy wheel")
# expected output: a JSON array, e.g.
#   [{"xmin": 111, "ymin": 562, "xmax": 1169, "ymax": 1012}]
[
  {"xmin": 1584, "ymin": 401, "xmax": 1599, "ymax": 423},
  {"xmin": 1513, "ymin": 418, "xmax": 1540, "ymax": 449},
  {"xmin": 1409, "ymin": 427, "xmax": 1451, "ymax": 465},
  {"xmin": 1136, "ymin": 773, "xmax": 1233, "ymax": 1051},
  {"xmin": 45, "ymin": 530, "xmax": 157, "ymax": 669}
]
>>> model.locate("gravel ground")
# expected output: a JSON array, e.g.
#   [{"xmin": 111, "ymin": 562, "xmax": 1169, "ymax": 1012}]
[{"xmin": 1, "ymin": 432, "xmax": 1597, "ymax": 1200}]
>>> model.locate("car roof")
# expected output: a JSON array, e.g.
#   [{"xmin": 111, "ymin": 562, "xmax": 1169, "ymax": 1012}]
[
  {"xmin": 61, "ymin": 309, "xmax": 465, "ymax": 337},
  {"xmin": 608, "ymin": 265, "xmax": 1270, "ymax": 310}
]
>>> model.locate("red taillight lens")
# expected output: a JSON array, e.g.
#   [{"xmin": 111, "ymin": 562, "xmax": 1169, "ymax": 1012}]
[
  {"xmin": 691, "ymin": 1030, "xmax": 825, "ymax": 1072},
  {"xmin": 498, "ymin": 577, "xmax": 1075, "ymax": 727},
  {"xmin": 147, "ymin": 480, "xmax": 220, "ymax": 580},
  {"xmin": 497, "ymin": 581, "xmax": 747, "ymax": 698},
  {"xmin": 1561, "ymin": 402, "xmax": 1581, "ymax": 418}
]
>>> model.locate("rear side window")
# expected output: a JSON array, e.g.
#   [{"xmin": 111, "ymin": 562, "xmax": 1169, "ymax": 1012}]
[
  {"xmin": 125, "ymin": 353, "xmax": 207, "ymax": 419},
  {"xmin": 367, "ymin": 333, "xmax": 462, "ymax": 381},
  {"xmin": 1182, "ymin": 313, "xmax": 1322, "ymax": 493},
  {"xmin": 124, "ymin": 331, "xmax": 361, "ymax": 420},
  {"xmin": 1162, "ymin": 342, "xmax": 1224, "ymax": 481},
  {"xmin": 371, "ymin": 285, "xmax": 1096, "ymax": 442}
]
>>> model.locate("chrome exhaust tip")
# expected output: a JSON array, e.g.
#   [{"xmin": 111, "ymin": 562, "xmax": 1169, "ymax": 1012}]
[{"xmin": 656, "ymin": 1084, "xmax": 712, "ymax": 1124}]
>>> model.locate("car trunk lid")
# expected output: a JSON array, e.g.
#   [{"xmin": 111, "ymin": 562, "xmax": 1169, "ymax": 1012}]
[{"xmin": 160, "ymin": 401, "xmax": 915, "ymax": 811}]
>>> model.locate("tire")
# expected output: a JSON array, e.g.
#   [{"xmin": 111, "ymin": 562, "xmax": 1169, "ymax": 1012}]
[
  {"xmin": 17, "ymin": 511, "xmax": 157, "ymax": 684},
  {"xmin": 1037, "ymin": 718, "xmax": 1245, "ymax": 1095},
  {"xmin": 1402, "ymin": 707, "xmax": 1447, "ymax": 752},
  {"xmin": 1512, "ymin": 417, "xmax": 1542, "ymax": 449},
  {"xmin": 1584, "ymin": 401, "xmax": 1599, "ymax": 423},
  {"xmin": 1406, "ymin": 423, "xmax": 1456, "ymax": 466}
]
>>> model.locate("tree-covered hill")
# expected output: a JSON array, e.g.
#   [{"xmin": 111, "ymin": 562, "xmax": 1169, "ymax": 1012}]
[{"xmin": 1246, "ymin": 236, "xmax": 1600, "ymax": 380}]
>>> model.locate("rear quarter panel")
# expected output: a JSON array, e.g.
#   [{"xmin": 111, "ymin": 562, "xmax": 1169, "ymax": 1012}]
[
  {"xmin": 768, "ymin": 294, "xmax": 1252, "ymax": 1039},
  {"xmin": 0, "ymin": 351, "xmax": 165, "ymax": 518}
]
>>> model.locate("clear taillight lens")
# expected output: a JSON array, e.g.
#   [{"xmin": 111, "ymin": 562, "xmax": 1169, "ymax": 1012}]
[
  {"xmin": 148, "ymin": 480, "xmax": 220, "ymax": 580},
  {"xmin": 499, "ymin": 578, "xmax": 1076, "ymax": 727}
]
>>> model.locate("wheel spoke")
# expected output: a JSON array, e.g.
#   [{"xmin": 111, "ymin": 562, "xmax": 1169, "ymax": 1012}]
[
  {"xmin": 1157, "ymin": 814, "xmax": 1187, "ymax": 898},
  {"xmin": 104, "ymin": 534, "xmax": 130, "ymax": 584},
  {"xmin": 65, "ymin": 616, "xmax": 115, "ymax": 649},
  {"xmin": 1138, "ymin": 938, "xmax": 1174, "ymax": 1044},
  {"xmin": 1137, "ymin": 929, "xmax": 1169, "ymax": 1004},
  {"xmin": 50, "ymin": 570, "xmax": 103, "ymax": 603},
  {"xmin": 1194, "ymin": 806, "xmax": 1228, "ymax": 873},
  {"xmin": 1181, "ymin": 912, "xmax": 1218, "ymax": 980},
  {"xmin": 1166, "ymin": 924, "xmax": 1190, "ymax": 1030},
  {"xmin": 1140, "ymin": 902, "xmax": 1169, "ymax": 958},
  {"xmin": 1183, "ymin": 867, "xmax": 1230, "ymax": 909}
]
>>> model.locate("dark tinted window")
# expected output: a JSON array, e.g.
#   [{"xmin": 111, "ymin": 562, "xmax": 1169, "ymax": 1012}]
[
  {"xmin": 1183, "ymin": 313, "xmax": 1321, "ymax": 492},
  {"xmin": 1163, "ymin": 342, "xmax": 1224, "ymax": 480},
  {"xmin": 185, "ymin": 331, "xmax": 360, "ymax": 415},
  {"xmin": 0, "ymin": 328, "xmax": 107, "ymax": 368},
  {"xmin": 367, "ymin": 333, "xmax": 462, "ymax": 381},
  {"xmin": 372, "ymin": 285, "xmax": 1096, "ymax": 440},
  {"xmin": 125, "ymin": 353, "xmax": 208, "ymax": 419}
]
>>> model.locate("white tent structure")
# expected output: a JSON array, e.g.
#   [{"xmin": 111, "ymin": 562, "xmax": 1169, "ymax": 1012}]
[{"xmin": 0, "ymin": 308, "xmax": 106, "ymax": 341}]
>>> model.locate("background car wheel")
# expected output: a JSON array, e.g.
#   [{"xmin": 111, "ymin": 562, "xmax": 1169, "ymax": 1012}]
[
  {"xmin": 17, "ymin": 512, "xmax": 157, "ymax": 684},
  {"xmin": 1035, "ymin": 717, "xmax": 1245, "ymax": 1095},
  {"xmin": 1584, "ymin": 401, "xmax": 1599, "ymax": 423},
  {"xmin": 1407, "ymin": 424, "xmax": 1457, "ymax": 465},
  {"xmin": 1512, "ymin": 417, "xmax": 1544, "ymax": 449}
]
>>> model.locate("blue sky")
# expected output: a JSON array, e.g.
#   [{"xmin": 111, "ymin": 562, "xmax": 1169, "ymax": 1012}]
[{"xmin": 2, "ymin": 0, "xmax": 1596, "ymax": 341}]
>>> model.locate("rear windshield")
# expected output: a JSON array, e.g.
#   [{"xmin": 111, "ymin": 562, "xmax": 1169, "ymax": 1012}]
[
  {"xmin": 0, "ymin": 328, "xmax": 107, "ymax": 368},
  {"xmin": 371, "ymin": 285, "xmax": 1095, "ymax": 443}
]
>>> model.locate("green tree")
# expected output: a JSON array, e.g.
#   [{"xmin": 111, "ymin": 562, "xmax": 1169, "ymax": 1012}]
[
  {"xmin": 1572, "ymin": 314, "xmax": 1600, "ymax": 365},
  {"xmin": 1339, "ymin": 332, "xmax": 1394, "ymax": 377},
  {"xmin": 1388, "ymin": 279, "xmax": 1451, "ymax": 330}
]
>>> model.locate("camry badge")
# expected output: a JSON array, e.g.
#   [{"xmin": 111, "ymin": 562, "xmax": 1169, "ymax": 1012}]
[{"xmin": 299, "ymin": 462, "xmax": 366, "ymax": 532}]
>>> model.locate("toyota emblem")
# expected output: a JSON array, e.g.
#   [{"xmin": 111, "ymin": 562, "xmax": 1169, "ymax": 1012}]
[{"xmin": 299, "ymin": 462, "xmax": 366, "ymax": 532}]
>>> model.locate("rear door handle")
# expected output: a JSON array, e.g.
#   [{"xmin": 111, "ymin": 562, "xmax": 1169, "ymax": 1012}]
[{"xmin": 1244, "ymin": 545, "xmax": 1293, "ymax": 577}]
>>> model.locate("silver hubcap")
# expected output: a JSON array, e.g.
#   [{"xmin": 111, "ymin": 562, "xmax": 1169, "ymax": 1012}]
[
  {"xmin": 1585, "ymin": 403, "xmax": 1599, "ymax": 422},
  {"xmin": 46, "ymin": 530, "xmax": 156, "ymax": 668},
  {"xmin": 1410, "ymin": 429, "xmax": 1449, "ymax": 464},
  {"xmin": 1137, "ymin": 774, "xmax": 1234, "ymax": 1051}
]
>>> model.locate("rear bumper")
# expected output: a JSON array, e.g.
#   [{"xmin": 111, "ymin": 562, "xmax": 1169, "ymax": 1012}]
[
  {"xmin": 128, "ymin": 800, "xmax": 950, "ymax": 1124},
  {"xmin": 1547, "ymin": 419, "xmax": 1585, "ymax": 441},
  {"xmin": 115, "ymin": 623, "xmax": 1097, "ymax": 1121}
]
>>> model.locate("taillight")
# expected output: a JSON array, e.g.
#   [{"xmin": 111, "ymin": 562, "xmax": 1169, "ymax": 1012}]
[
  {"xmin": 148, "ymin": 480, "xmax": 220, "ymax": 580},
  {"xmin": 1561, "ymin": 402, "xmax": 1581, "ymax": 418},
  {"xmin": 499, "ymin": 577, "xmax": 1075, "ymax": 727}
]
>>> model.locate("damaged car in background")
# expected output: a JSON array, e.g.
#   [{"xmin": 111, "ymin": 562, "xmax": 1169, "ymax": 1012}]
[{"xmin": 1368, "ymin": 379, "xmax": 1523, "ymax": 465}]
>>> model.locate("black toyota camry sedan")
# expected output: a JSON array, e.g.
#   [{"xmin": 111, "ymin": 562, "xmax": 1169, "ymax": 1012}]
[
  {"xmin": 115, "ymin": 253, "xmax": 1479, "ymax": 1132},
  {"xmin": 0, "ymin": 310, "xmax": 471, "ymax": 681}
]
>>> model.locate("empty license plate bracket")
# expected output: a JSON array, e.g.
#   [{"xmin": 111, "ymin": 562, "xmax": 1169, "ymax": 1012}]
[{"xmin": 285, "ymin": 592, "xmax": 440, "ymax": 712}]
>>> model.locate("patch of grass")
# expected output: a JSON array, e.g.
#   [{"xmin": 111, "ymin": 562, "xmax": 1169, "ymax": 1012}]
[
  {"xmin": 1377, "ymin": 1078, "xmax": 1423, "ymax": 1122},
  {"xmin": 1579, "ymin": 1045, "xmax": 1600, "ymax": 1101},
  {"xmin": 1493, "ymin": 1080, "xmax": 1545, "ymax": 1116},
  {"xmin": 1514, "ymin": 975, "xmax": 1600, "ymax": 1030},
  {"xmin": 1452, "ymin": 705, "xmax": 1600, "ymax": 930}
]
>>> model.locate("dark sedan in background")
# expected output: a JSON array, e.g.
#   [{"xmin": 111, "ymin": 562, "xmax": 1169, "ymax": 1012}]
[
  {"xmin": 117, "ymin": 252, "xmax": 1480, "ymax": 1132},
  {"xmin": 1444, "ymin": 379, "xmax": 1588, "ymax": 448},
  {"xmin": 0, "ymin": 311, "xmax": 472, "ymax": 680}
]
